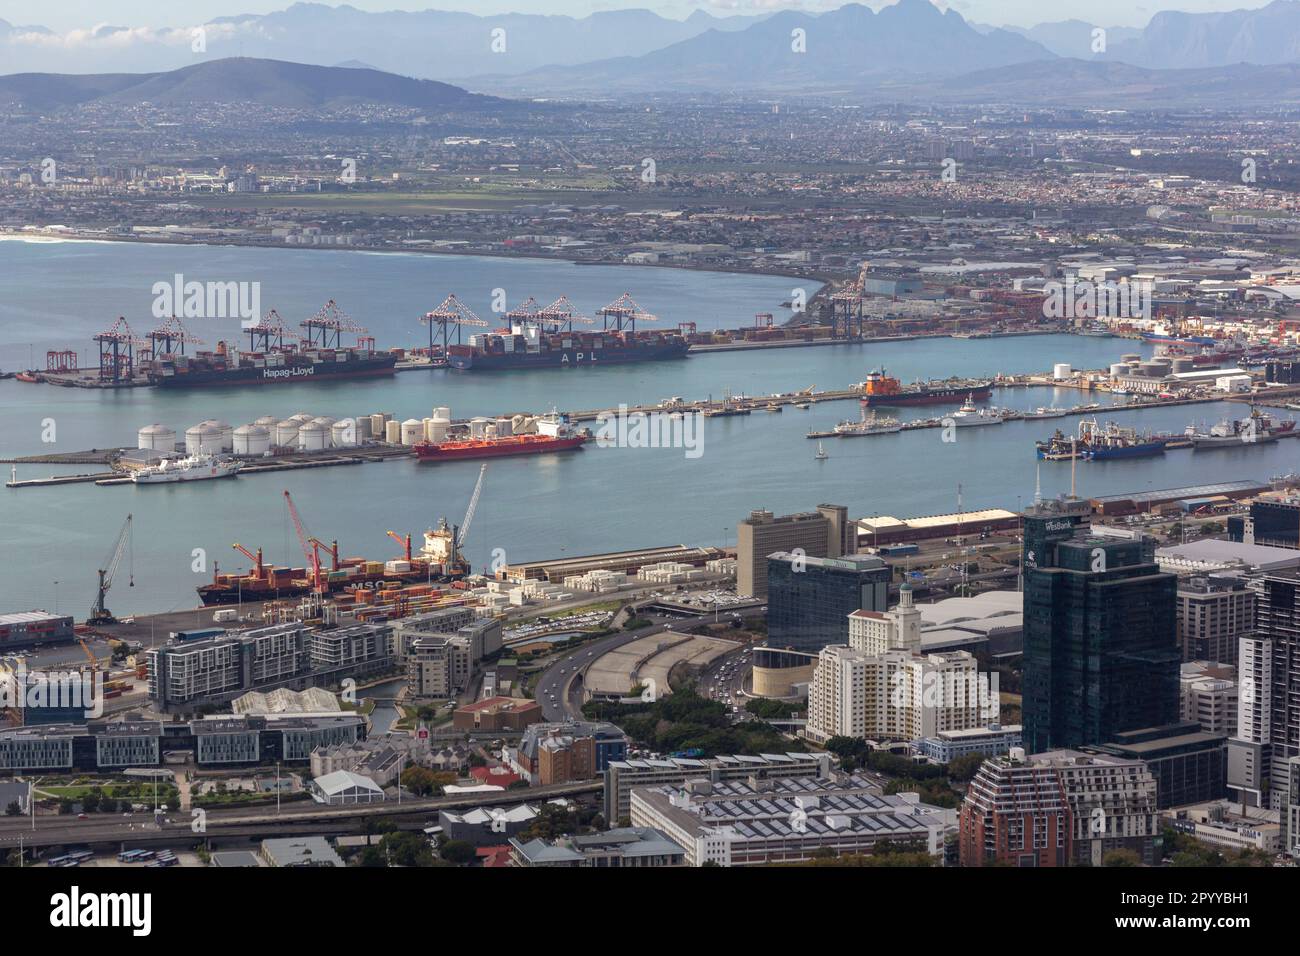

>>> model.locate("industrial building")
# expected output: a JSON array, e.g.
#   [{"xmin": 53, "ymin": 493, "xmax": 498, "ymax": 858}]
[
  {"xmin": 0, "ymin": 611, "xmax": 75, "ymax": 648},
  {"xmin": 509, "ymin": 827, "xmax": 686, "ymax": 867},
  {"xmin": 630, "ymin": 774, "xmax": 952, "ymax": 866}
]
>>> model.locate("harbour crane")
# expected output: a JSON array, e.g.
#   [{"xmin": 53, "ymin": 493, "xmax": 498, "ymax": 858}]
[
  {"xmin": 231, "ymin": 543, "xmax": 265, "ymax": 581},
  {"xmin": 421, "ymin": 293, "xmax": 489, "ymax": 357},
  {"xmin": 599, "ymin": 292, "xmax": 657, "ymax": 332},
  {"xmin": 283, "ymin": 491, "xmax": 331, "ymax": 593},
  {"xmin": 386, "ymin": 530, "xmax": 413, "ymax": 562},
  {"xmin": 453, "ymin": 464, "xmax": 487, "ymax": 565},
  {"xmin": 300, "ymin": 300, "xmax": 368, "ymax": 349},
  {"xmin": 89, "ymin": 514, "xmax": 133, "ymax": 625}
]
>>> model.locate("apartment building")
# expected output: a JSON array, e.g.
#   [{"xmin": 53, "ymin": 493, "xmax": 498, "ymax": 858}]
[{"xmin": 1176, "ymin": 574, "xmax": 1255, "ymax": 663}]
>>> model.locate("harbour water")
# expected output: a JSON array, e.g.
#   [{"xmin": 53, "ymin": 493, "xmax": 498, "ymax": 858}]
[{"xmin": 1, "ymin": 239, "xmax": 1292, "ymax": 617}]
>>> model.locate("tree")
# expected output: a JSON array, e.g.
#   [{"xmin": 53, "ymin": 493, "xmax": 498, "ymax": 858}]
[
  {"xmin": 947, "ymin": 753, "xmax": 987, "ymax": 782},
  {"xmin": 1102, "ymin": 849, "xmax": 1142, "ymax": 867},
  {"xmin": 4, "ymin": 801, "xmax": 20, "ymax": 817},
  {"xmin": 380, "ymin": 831, "xmax": 435, "ymax": 867},
  {"xmin": 81, "ymin": 790, "xmax": 101, "ymax": 813},
  {"xmin": 400, "ymin": 766, "xmax": 438, "ymax": 797},
  {"xmin": 440, "ymin": 840, "xmax": 476, "ymax": 865},
  {"xmin": 99, "ymin": 796, "xmax": 118, "ymax": 814}
]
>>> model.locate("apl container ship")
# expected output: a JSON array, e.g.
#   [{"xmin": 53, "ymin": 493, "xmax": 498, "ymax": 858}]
[
  {"xmin": 149, "ymin": 341, "xmax": 396, "ymax": 389},
  {"xmin": 448, "ymin": 323, "xmax": 688, "ymax": 371},
  {"xmin": 860, "ymin": 370, "xmax": 993, "ymax": 408}
]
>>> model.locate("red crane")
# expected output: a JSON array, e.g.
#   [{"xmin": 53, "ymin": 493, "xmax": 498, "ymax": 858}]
[
  {"xmin": 93, "ymin": 317, "xmax": 148, "ymax": 383},
  {"xmin": 386, "ymin": 530, "xmax": 412, "ymax": 562},
  {"xmin": 231, "ymin": 543, "xmax": 265, "ymax": 581},
  {"xmin": 283, "ymin": 490, "xmax": 336, "ymax": 593}
]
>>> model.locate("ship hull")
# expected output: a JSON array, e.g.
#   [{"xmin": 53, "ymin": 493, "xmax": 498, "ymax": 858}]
[
  {"xmin": 448, "ymin": 342, "xmax": 688, "ymax": 371},
  {"xmin": 415, "ymin": 435, "xmax": 590, "ymax": 461},
  {"xmin": 198, "ymin": 573, "xmax": 434, "ymax": 606},
  {"xmin": 151, "ymin": 357, "xmax": 396, "ymax": 388},
  {"xmin": 1088, "ymin": 442, "xmax": 1167, "ymax": 460},
  {"xmin": 862, "ymin": 384, "xmax": 992, "ymax": 407}
]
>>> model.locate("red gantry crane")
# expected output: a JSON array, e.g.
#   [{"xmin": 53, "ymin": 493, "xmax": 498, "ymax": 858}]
[{"xmin": 283, "ymin": 491, "xmax": 338, "ymax": 594}]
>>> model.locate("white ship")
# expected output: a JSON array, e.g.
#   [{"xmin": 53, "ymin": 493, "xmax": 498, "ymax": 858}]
[
  {"xmin": 1023, "ymin": 406, "xmax": 1069, "ymax": 419},
  {"xmin": 833, "ymin": 412, "xmax": 903, "ymax": 436},
  {"xmin": 131, "ymin": 453, "xmax": 242, "ymax": 484},
  {"xmin": 950, "ymin": 395, "xmax": 1003, "ymax": 427}
]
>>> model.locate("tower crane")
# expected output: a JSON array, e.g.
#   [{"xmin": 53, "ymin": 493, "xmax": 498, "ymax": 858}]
[{"xmin": 89, "ymin": 514, "xmax": 134, "ymax": 625}]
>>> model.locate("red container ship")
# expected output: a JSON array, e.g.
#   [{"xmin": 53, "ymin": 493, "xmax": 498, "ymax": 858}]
[
  {"xmin": 415, "ymin": 414, "xmax": 590, "ymax": 462},
  {"xmin": 860, "ymin": 370, "xmax": 993, "ymax": 407}
]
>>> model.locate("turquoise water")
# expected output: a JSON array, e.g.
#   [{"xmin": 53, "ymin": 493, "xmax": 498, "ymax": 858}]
[{"xmin": 2, "ymin": 239, "xmax": 1291, "ymax": 617}]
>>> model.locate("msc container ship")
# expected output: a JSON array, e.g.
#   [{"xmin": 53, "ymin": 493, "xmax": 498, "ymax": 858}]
[
  {"xmin": 447, "ymin": 323, "xmax": 688, "ymax": 371},
  {"xmin": 860, "ymin": 370, "xmax": 993, "ymax": 408}
]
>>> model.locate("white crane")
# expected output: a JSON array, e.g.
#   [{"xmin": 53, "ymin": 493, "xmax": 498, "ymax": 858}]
[
  {"xmin": 455, "ymin": 464, "xmax": 487, "ymax": 552},
  {"xmin": 90, "ymin": 514, "xmax": 133, "ymax": 624}
]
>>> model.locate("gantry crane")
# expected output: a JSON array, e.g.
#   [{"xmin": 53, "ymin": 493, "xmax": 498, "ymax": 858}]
[
  {"xmin": 537, "ymin": 295, "xmax": 594, "ymax": 333},
  {"xmin": 300, "ymin": 300, "xmax": 368, "ymax": 349},
  {"xmin": 245, "ymin": 309, "xmax": 300, "ymax": 352},
  {"xmin": 89, "ymin": 514, "xmax": 134, "ymax": 624},
  {"xmin": 599, "ymin": 292, "xmax": 657, "ymax": 332},
  {"xmin": 146, "ymin": 316, "xmax": 204, "ymax": 361},
  {"xmin": 421, "ymin": 293, "xmax": 489, "ymax": 357},
  {"xmin": 93, "ymin": 318, "xmax": 147, "ymax": 383}
]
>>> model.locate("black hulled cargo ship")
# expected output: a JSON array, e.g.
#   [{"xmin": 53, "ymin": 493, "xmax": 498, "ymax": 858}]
[
  {"xmin": 445, "ymin": 291, "xmax": 689, "ymax": 371},
  {"xmin": 147, "ymin": 301, "xmax": 396, "ymax": 389}
]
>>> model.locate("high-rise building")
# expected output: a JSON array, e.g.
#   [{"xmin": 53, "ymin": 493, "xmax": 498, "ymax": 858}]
[
  {"xmin": 765, "ymin": 552, "xmax": 889, "ymax": 652},
  {"xmin": 1022, "ymin": 521, "xmax": 1180, "ymax": 752},
  {"xmin": 1229, "ymin": 571, "xmax": 1300, "ymax": 854},
  {"xmin": 1228, "ymin": 499, "xmax": 1300, "ymax": 549},
  {"xmin": 1176, "ymin": 574, "xmax": 1255, "ymax": 663},
  {"xmin": 736, "ymin": 504, "xmax": 852, "ymax": 599},
  {"xmin": 960, "ymin": 748, "xmax": 1159, "ymax": 867}
]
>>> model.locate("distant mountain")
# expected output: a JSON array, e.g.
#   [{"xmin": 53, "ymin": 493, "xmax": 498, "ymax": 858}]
[
  {"xmin": 1001, "ymin": 19, "xmax": 1143, "ymax": 59},
  {"xmin": 918, "ymin": 58, "xmax": 1300, "ymax": 108},
  {"xmin": 0, "ymin": 2, "xmax": 764, "ymax": 79},
  {"xmin": 1108, "ymin": 0, "xmax": 1300, "ymax": 69},
  {"xmin": 473, "ymin": 0, "xmax": 1055, "ymax": 96},
  {"xmin": 0, "ymin": 58, "xmax": 505, "ymax": 111}
]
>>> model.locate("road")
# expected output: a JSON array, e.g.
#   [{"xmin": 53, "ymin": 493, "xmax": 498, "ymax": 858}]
[
  {"xmin": 0, "ymin": 779, "xmax": 603, "ymax": 851},
  {"xmin": 532, "ymin": 601, "xmax": 767, "ymax": 720}
]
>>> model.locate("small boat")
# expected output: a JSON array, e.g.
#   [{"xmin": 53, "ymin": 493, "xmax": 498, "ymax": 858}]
[
  {"xmin": 815, "ymin": 442, "xmax": 829, "ymax": 460},
  {"xmin": 949, "ymin": 394, "xmax": 1003, "ymax": 427},
  {"xmin": 793, "ymin": 402, "xmax": 812, "ymax": 410}
]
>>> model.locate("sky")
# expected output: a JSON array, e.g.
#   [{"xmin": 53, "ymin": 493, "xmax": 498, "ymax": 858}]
[{"xmin": 0, "ymin": 0, "xmax": 1279, "ymax": 32}]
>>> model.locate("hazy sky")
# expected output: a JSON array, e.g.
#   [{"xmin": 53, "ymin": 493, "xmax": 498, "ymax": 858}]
[{"xmin": 0, "ymin": 0, "xmax": 1278, "ymax": 32}]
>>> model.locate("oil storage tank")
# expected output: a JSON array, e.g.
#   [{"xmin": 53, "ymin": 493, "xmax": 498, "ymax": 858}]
[
  {"xmin": 233, "ymin": 424, "xmax": 272, "ymax": 456},
  {"xmin": 137, "ymin": 424, "xmax": 176, "ymax": 452}
]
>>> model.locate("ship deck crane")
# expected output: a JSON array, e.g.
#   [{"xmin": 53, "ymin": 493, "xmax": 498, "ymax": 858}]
[
  {"xmin": 89, "ymin": 514, "xmax": 133, "ymax": 625},
  {"xmin": 283, "ymin": 491, "xmax": 329, "ymax": 593},
  {"xmin": 386, "ymin": 531, "xmax": 413, "ymax": 562},
  {"xmin": 453, "ymin": 464, "xmax": 487, "ymax": 568},
  {"xmin": 231, "ymin": 543, "xmax": 265, "ymax": 580}
]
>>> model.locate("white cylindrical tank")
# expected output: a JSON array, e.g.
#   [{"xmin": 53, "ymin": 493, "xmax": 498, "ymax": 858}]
[
  {"xmin": 433, "ymin": 406, "xmax": 451, "ymax": 421},
  {"xmin": 400, "ymin": 419, "xmax": 424, "ymax": 446},
  {"xmin": 253, "ymin": 415, "xmax": 278, "ymax": 428},
  {"xmin": 331, "ymin": 419, "xmax": 358, "ymax": 447},
  {"xmin": 137, "ymin": 424, "xmax": 176, "ymax": 452},
  {"xmin": 233, "ymin": 424, "xmax": 272, "ymax": 456},
  {"xmin": 469, "ymin": 417, "xmax": 490, "ymax": 438},
  {"xmin": 426, "ymin": 418, "xmax": 450, "ymax": 444},
  {"xmin": 370, "ymin": 413, "xmax": 386, "ymax": 436},
  {"xmin": 185, "ymin": 423, "xmax": 223, "ymax": 455},
  {"xmin": 384, "ymin": 420, "xmax": 402, "ymax": 444},
  {"xmin": 1052, "ymin": 363, "xmax": 1072, "ymax": 380},
  {"xmin": 354, "ymin": 416, "xmax": 372, "ymax": 440},
  {"xmin": 1109, "ymin": 363, "xmax": 1129, "ymax": 378},
  {"xmin": 298, "ymin": 422, "xmax": 328, "ymax": 452},
  {"xmin": 274, "ymin": 420, "xmax": 300, "ymax": 447},
  {"xmin": 289, "ymin": 412, "xmax": 314, "ymax": 426},
  {"xmin": 495, "ymin": 417, "xmax": 514, "ymax": 437}
]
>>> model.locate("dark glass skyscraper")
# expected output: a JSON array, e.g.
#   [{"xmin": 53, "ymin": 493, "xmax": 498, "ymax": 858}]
[
  {"xmin": 765, "ymin": 552, "xmax": 890, "ymax": 654},
  {"xmin": 1022, "ymin": 517, "xmax": 1180, "ymax": 753}
]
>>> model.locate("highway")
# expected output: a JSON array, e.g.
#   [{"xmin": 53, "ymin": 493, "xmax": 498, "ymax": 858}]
[{"xmin": 0, "ymin": 779, "xmax": 602, "ymax": 851}]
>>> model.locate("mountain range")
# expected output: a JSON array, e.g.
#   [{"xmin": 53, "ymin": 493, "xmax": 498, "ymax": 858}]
[{"xmin": 0, "ymin": 58, "xmax": 502, "ymax": 112}]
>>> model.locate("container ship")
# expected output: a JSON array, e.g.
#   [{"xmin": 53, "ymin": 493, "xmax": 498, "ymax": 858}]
[
  {"xmin": 414, "ymin": 413, "xmax": 590, "ymax": 462},
  {"xmin": 448, "ymin": 326, "xmax": 688, "ymax": 371},
  {"xmin": 149, "ymin": 341, "xmax": 396, "ymax": 389},
  {"xmin": 860, "ymin": 371, "xmax": 993, "ymax": 408},
  {"xmin": 196, "ymin": 523, "xmax": 466, "ymax": 606}
]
